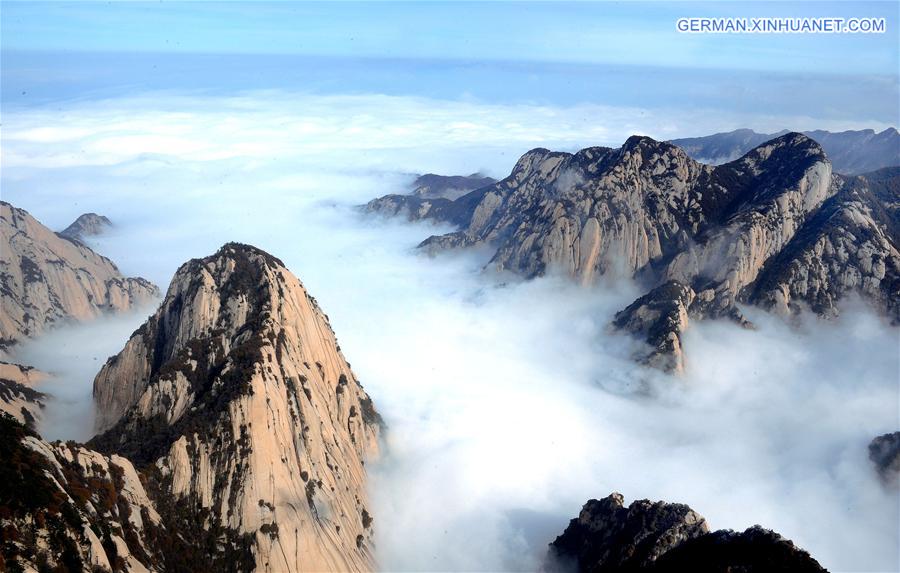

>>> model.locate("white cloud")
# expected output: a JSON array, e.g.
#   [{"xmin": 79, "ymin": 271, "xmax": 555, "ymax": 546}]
[{"xmin": 3, "ymin": 91, "xmax": 897, "ymax": 572}]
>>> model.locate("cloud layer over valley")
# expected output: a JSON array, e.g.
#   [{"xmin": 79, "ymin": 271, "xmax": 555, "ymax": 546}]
[{"xmin": 3, "ymin": 92, "xmax": 898, "ymax": 572}]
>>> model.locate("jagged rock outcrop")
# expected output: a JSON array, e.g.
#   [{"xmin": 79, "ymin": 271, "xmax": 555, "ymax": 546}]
[
  {"xmin": 549, "ymin": 492, "xmax": 709, "ymax": 571},
  {"xmin": 548, "ymin": 493, "xmax": 825, "ymax": 572},
  {"xmin": 368, "ymin": 134, "xmax": 898, "ymax": 371},
  {"xmin": 0, "ymin": 201, "xmax": 159, "ymax": 350},
  {"xmin": 59, "ymin": 212, "xmax": 113, "ymax": 243},
  {"xmin": 868, "ymin": 432, "xmax": 900, "ymax": 487},
  {"xmin": 364, "ymin": 172, "xmax": 495, "ymax": 222},
  {"xmin": 612, "ymin": 282, "xmax": 697, "ymax": 374},
  {"xmin": 90, "ymin": 243, "xmax": 382, "ymax": 572},
  {"xmin": 0, "ymin": 361, "xmax": 47, "ymax": 429},
  {"xmin": 0, "ymin": 414, "xmax": 166, "ymax": 572},
  {"xmin": 671, "ymin": 127, "xmax": 900, "ymax": 175}
]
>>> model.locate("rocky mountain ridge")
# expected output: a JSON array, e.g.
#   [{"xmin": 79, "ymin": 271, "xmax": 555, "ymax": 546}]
[
  {"xmin": 366, "ymin": 133, "xmax": 899, "ymax": 372},
  {"xmin": 0, "ymin": 201, "xmax": 159, "ymax": 351},
  {"xmin": 0, "ymin": 202, "xmax": 159, "ymax": 431}
]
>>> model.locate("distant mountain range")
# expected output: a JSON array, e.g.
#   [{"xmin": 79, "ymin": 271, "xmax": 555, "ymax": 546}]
[{"xmin": 670, "ymin": 128, "xmax": 899, "ymax": 175}]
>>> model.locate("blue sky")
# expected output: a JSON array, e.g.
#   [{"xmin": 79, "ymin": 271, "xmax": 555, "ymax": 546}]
[
  {"xmin": 1, "ymin": 1, "xmax": 898, "ymax": 128},
  {"xmin": 3, "ymin": 1, "xmax": 898, "ymax": 74}
]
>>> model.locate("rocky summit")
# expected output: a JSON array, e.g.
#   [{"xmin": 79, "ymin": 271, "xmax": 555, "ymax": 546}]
[
  {"xmin": 59, "ymin": 212, "xmax": 114, "ymax": 243},
  {"xmin": 89, "ymin": 243, "xmax": 382, "ymax": 572},
  {"xmin": 548, "ymin": 493, "xmax": 826, "ymax": 572},
  {"xmin": 367, "ymin": 133, "xmax": 899, "ymax": 372}
]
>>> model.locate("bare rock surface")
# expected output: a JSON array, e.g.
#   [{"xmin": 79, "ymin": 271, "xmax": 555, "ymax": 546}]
[
  {"xmin": 0, "ymin": 201, "xmax": 159, "ymax": 350},
  {"xmin": 0, "ymin": 361, "xmax": 48, "ymax": 429},
  {"xmin": 746, "ymin": 167, "xmax": 900, "ymax": 322},
  {"xmin": 90, "ymin": 242, "xmax": 382, "ymax": 572},
  {"xmin": 549, "ymin": 493, "xmax": 826, "ymax": 572}
]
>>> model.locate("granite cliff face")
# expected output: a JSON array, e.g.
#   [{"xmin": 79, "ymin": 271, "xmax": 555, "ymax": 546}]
[
  {"xmin": 90, "ymin": 243, "xmax": 382, "ymax": 572},
  {"xmin": 548, "ymin": 493, "xmax": 825, "ymax": 572},
  {"xmin": 671, "ymin": 128, "xmax": 900, "ymax": 175},
  {"xmin": 0, "ymin": 201, "xmax": 159, "ymax": 351},
  {"xmin": 367, "ymin": 134, "xmax": 898, "ymax": 371}
]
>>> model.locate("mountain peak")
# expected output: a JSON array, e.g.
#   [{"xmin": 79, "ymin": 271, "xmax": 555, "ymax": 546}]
[
  {"xmin": 59, "ymin": 212, "xmax": 112, "ymax": 243},
  {"xmin": 91, "ymin": 244, "xmax": 382, "ymax": 571}
]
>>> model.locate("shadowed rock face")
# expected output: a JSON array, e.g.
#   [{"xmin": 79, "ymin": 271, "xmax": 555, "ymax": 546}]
[
  {"xmin": 671, "ymin": 127, "xmax": 900, "ymax": 175},
  {"xmin": 548, "ymin": 493, "xmax": 826, "ymax": 573},
  {"xmin": 90, "ymin": 243, "xmax": 382, "ymax": 572},
  {"xmin": 0, "ymin": 201, "xmax": 159, "ymax": 351},
  {"xmin": 59, "ymin": 212, "xmax": 113, "ymax": 243},
  {"xmin": 650, "ymin": 526, "xmax": 828, "ymax": 573},
  {"xmin": 364, "ymin": 134, "xmax": 899, "ymax": 372},
  {"xmin": 549, "ymin": 493, "xmax": 709, "ymax": 572},
  {"xmin": 869, "ymin": 432, "xmax": 900, "ymax": 487}
]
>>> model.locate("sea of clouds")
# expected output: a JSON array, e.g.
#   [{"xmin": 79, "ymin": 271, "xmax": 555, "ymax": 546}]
[{"xmin": 3, "ymin": 91, "xmax": 898, "ymax": 572}]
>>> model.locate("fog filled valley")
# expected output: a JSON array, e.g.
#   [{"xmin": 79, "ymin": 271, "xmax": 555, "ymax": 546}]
[{"xmin": 1, "ymin": 90, "xmax": 898, "ymax": 572}]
